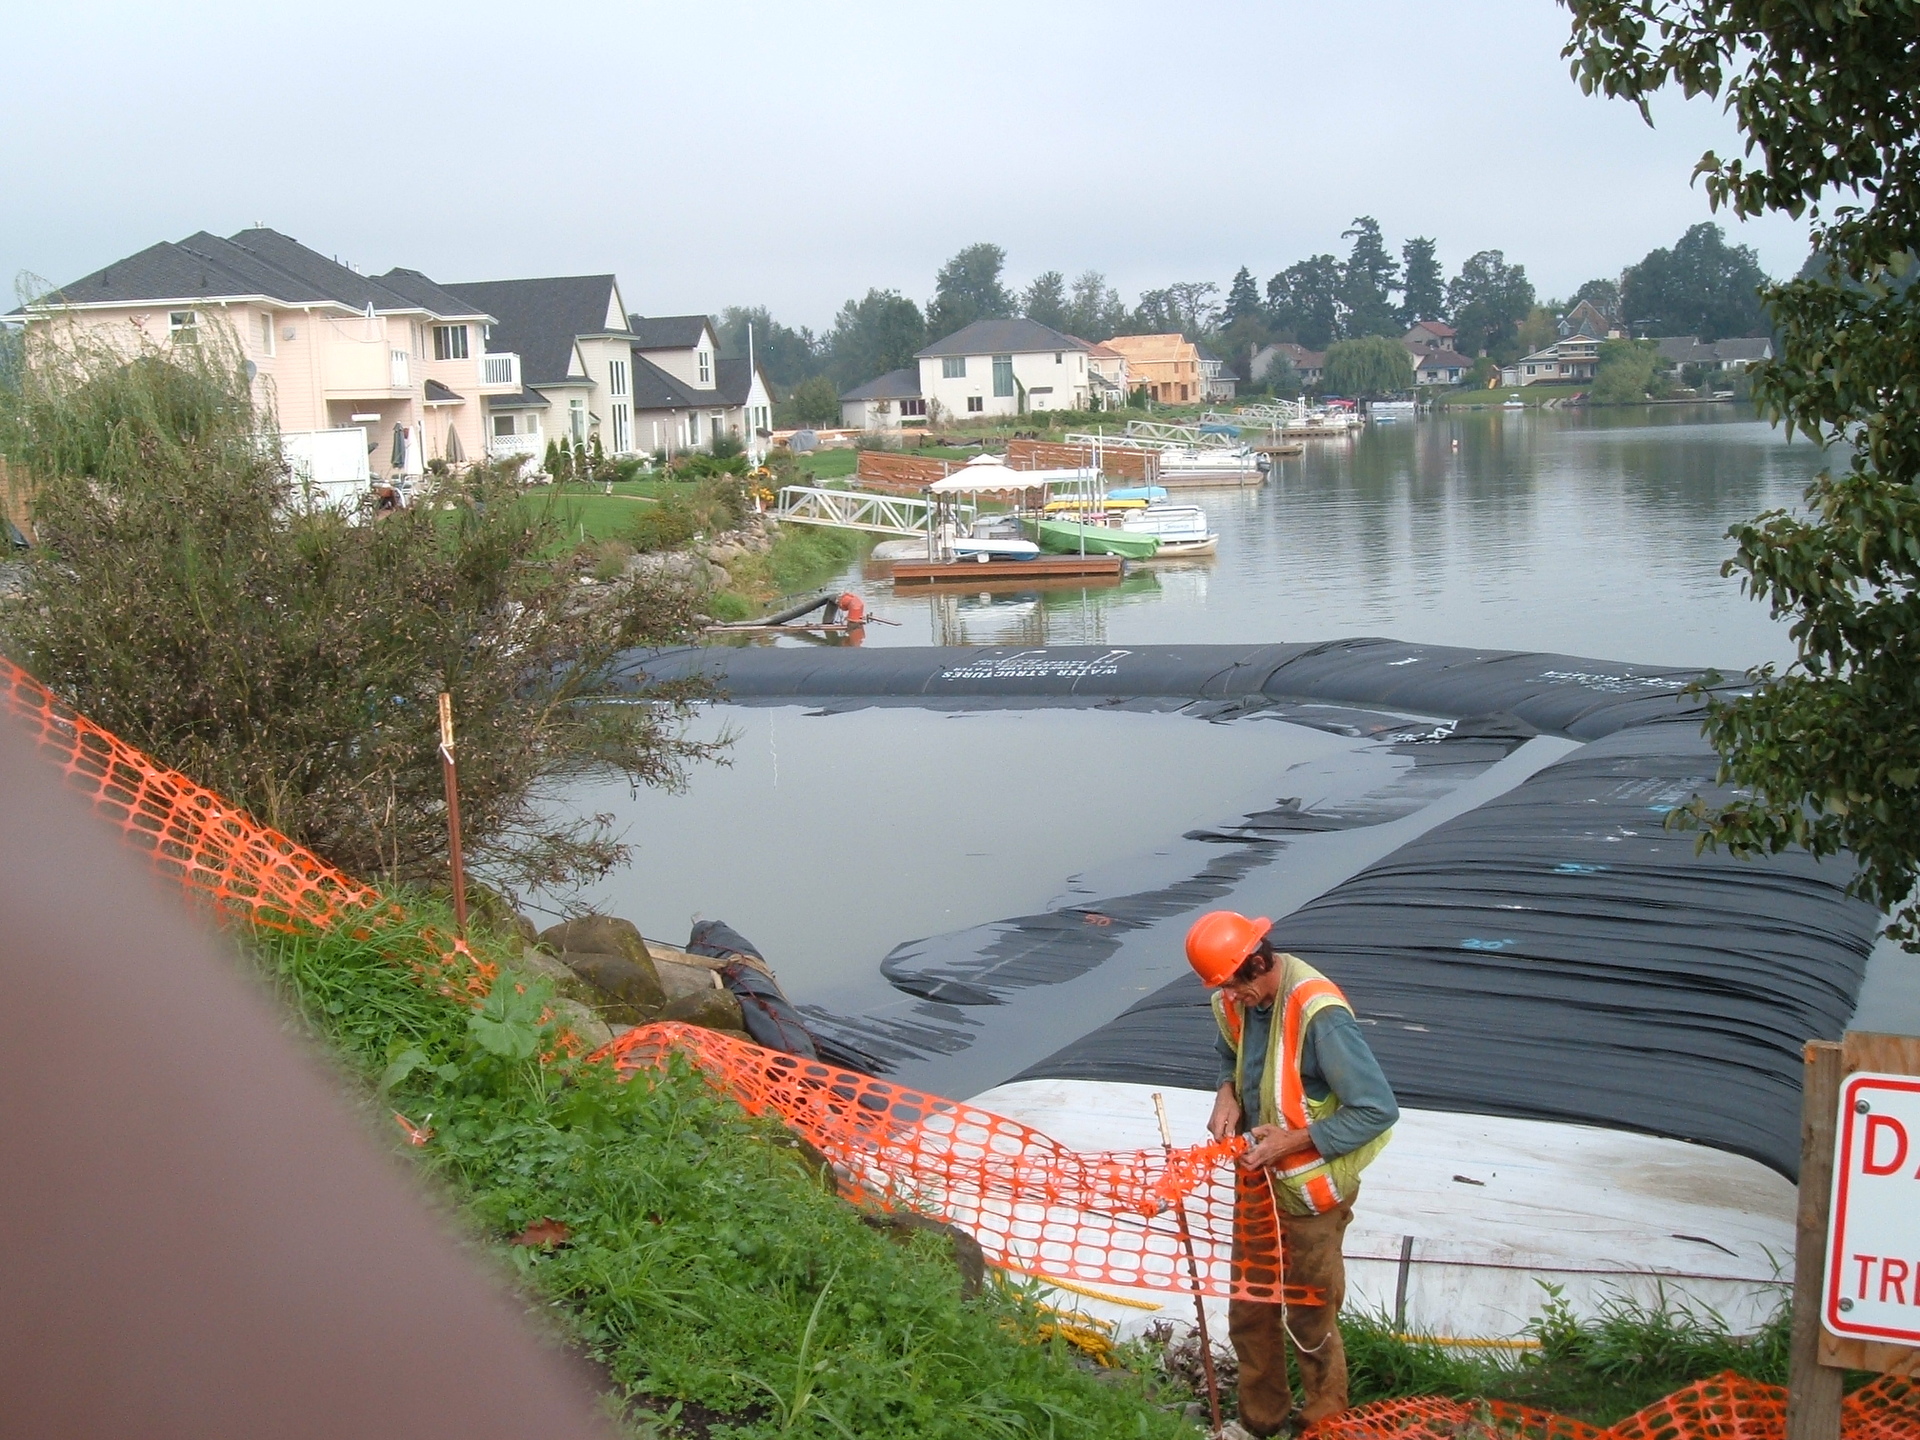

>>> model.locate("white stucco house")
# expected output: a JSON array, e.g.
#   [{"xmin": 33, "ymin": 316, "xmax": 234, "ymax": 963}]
[{"xmin": 915, "ymin": 318, "xmax": 1091, "ymax": 419}]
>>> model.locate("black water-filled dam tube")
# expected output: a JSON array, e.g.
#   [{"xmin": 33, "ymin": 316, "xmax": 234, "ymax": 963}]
[
  {"xmin": 612, "ymin": 641, "xmax": 1877, "ymax": 1178},
  {"xmin": 1018, "ymin": 716, "xmax": 1878, "ymax": 1179},
  {"xmin": 620, "ymin": 639, "xmax": 1738, "ymax": 739}
]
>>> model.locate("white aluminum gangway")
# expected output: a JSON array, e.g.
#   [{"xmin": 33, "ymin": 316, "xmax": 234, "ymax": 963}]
[
  {"xmin": 774, "ymin": 486, "xmax": 973, "ymax": 537},
  {"xmin": 1121, "ymin": 419, "xmax": 1243, "ymax": 450},
  {"xmin": 1210, "ymin": 399, "xmax": 1308, "ymax": 425}
]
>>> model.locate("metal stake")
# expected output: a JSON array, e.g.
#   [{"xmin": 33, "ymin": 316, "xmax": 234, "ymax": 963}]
[
  {"xmin": 1154, "ymin": 1092, "xmax": 1224, "ymax": 1438},
  {"xmin": 438, "ymin": 691, "xmax": 467, "ymax": 934}
]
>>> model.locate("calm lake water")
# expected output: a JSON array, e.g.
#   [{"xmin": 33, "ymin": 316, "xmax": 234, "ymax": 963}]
[
  {"xmin": 837, "ymin": 403, "xmax": 1828, "ymax": 671},
  {"xmin": 544, "ymin": 404, "xmax": 1869, "ymax": 1089}
]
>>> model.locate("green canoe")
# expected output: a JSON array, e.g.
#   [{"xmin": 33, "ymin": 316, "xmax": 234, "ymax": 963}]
[{"xmin": 1024, "ymin": 517, "xmax": 1160, "ymax": 559}]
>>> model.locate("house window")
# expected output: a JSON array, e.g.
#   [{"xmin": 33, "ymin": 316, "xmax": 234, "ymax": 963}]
[
  {"xmin": 942, "ymin": 356, "xmax": 966, "ymax": 379},
  {"xmin": 609, "ymin": 359, "xmax": 629, "ymax": 397},
  {"xmin": 611, "ymin": 403, "xmax": 630, "ymax": 453},
  {"xmin": 433, "ymin": 325, "xmax": 469, "ymax": 361},
  {"xmin": 966, "ymin": 396, "xmax": 984, "ymax": 413},
  {"xmin": 688, "ymin": 412, "xmax": 699, "ymax": 445},
  {"xmin": 168, "ymin": 310, "xmax": 198, "ymax": 343},
  {"xmin": 569, "ymin": 398, "xmax": 586, "ymax": 442},
  {"xmin": 991, "ymin": 355, "xmax": 1014, "ymax": 397},
  {"xmin": 901, "ymin": 398, "xmax": 927, "ymax": 417},
  {"xmin": 698, "ymin": 350, "xmax": 711, "ymax": 384},
  {"xmin": 1055, "ymin": 352, "xmax": 1063, "ymax": 364},
  {"xmin": 493, "ymin": 414, "xmax": 516, "ymax": 438},
  {"xmin": 257, "ymin": 312, "xmax": 275, "ymax": 356}
]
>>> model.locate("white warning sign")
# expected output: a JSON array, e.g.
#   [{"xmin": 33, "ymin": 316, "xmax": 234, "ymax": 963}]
[{"xmin": 1824, "ymin": 1071, "xmax": 1920, "ymax": 1347}]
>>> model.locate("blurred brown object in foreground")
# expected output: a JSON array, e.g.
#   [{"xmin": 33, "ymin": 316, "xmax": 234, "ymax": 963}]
[{"xmin": 0, "ymin": 715, "xmax": 614, "ymax": 1440}]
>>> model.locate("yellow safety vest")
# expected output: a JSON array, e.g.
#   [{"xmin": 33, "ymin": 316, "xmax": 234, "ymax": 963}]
[{"xmin": 1212, "ymin": 953, "xmax": 1391, "ymax": 1216}]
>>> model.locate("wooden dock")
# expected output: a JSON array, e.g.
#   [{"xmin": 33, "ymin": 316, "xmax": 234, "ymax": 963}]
[{"xmin": 889, "ymin": 555, "xmax": 1125, "ymax": 586}]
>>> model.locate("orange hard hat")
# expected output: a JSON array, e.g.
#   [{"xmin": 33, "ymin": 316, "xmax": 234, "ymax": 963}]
[{"xmin": 1185, "ymin": 910, "xmax": 1272, "ymax": 987}]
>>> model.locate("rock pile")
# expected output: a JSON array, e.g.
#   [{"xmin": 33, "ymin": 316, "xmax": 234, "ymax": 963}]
[{"xmin": 504, "ymin": 912, "xmax": 748, "ymax": 1049}]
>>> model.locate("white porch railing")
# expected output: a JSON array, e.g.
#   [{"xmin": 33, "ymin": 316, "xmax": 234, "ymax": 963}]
[
  {"xmin": 481, "ymin": 353, "xmax": 521, "ymax": 388},
  {"xmin": 390, "ymin": 351, "xmax": 410, "ymax": 387},
  {"xmin": 488, "ymin": 433, "xmax": 542, "ymax": 460}
]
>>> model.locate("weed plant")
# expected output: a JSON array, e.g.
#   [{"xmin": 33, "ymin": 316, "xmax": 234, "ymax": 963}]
[{"xmin": 246, "ymin": 899, "xmax": 1196, "ymax": 1439}]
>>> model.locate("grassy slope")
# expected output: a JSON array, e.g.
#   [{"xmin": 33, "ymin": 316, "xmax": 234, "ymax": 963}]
[{"xmin": 247, "ymin": 901, "xmax": 1197, "ymax": 1439}]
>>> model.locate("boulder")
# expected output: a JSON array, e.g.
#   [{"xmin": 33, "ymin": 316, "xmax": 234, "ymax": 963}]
[
  {"xmin": 657, "ymin": 987, "xmax": 745, "ymax": 1032},
  {"xmin": 558, "ymin": 950, "xmax": 666, "ymax": 1022},
  {"xmin": 656, "ymin": 957, "xmax": 724, "ymax": 1006},
  {"xmin": 547, "ymin": 997, "xmax": 615, "ymax": 1050},
  {"xmin": 860, "ymin": 1213, "xmax": 986, "ymax": 1298},
  {"xmin": 538, "ymin": 915, "xmax": 651, "ymax": 965}
]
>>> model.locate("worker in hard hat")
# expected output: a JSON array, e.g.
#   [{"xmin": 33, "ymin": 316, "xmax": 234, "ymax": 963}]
[{"xmin": 1186, "ymin": 910, "xmax": 1398, "ymax": 1436}]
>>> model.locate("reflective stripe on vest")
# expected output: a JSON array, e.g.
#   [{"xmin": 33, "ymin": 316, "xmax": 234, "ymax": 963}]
[{"xmin": 1212, "ymin": 954, "xmax": 1388, "ymax": 1216}]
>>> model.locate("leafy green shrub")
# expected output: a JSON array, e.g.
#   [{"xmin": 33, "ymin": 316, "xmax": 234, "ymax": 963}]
[
  {"xmin": 629, "ymin": 498, "xmax": 701, "ymax": 553},
  {"xmin": 1592, "ymin": 339, "xmax": 1661, "ymax": 404},
  {"xmin": 0, "ymin": 328, "xmax": 717, "ymax": 893},
  {"xmin": 706, "ymin": 589, "xmax": 753, "ymax": 622},
  {"xmin": 709, "ymin": 431, "xmax": 745, "ymax": 460}
]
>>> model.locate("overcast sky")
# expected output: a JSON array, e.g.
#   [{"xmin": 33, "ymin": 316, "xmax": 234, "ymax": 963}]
[{"xmin": 4, "ymin": 1, "xmax": 1809, "ymax": 331}]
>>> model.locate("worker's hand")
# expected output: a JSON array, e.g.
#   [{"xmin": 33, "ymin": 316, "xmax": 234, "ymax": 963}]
[
  {"xmin": 1206, "ymin": 1085, "xmax": 1242, "ymax": 1142},
  {"xmin": 1239, "ymin": 1123, "xmax": 1315, "ymax": 1171}
]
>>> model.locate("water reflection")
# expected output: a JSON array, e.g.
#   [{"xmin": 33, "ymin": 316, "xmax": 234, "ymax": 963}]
[{"xmin": 828, "ymin": 404, "xmax": 1827, "ymax": 669}]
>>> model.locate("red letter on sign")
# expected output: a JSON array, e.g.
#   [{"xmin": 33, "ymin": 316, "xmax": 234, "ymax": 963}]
[
  {"xmin": 1882, "ymin": 1258, "xmax": 1910, "ymax": 1305},
  {"xmin": 1864, "ymin": 1115, "xmax": 1909, "ymax": 1176},
  {"xmin": 1859, "ymin": 1254, "xmax": 1882, "ymax": 1297}
]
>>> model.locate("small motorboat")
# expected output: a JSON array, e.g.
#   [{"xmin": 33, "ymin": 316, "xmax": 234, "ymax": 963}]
[
  {"xmin": 1025, "ymin": 517, "xmax": 1160, "ymax": 559},
  {"xmin": 1121, "ymin": 504, "xmax": 1218, "ymax": 558},
  {"xmin": 1157, "ymin": 448, "xmax": 1268, "ymax": 485},
  {"xmin": 951, "ymin": 535, "xmax": 1041, "ymax": 561}
]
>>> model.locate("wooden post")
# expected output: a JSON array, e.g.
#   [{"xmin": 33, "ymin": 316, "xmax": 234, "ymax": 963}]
[
  {"xmin": 437, "ymin": 692, "xmax": 467, "ymax": 934},
  {"xmin": 1788, "ymin": 1039, "xmax": 1845, "ymax": 1440}
]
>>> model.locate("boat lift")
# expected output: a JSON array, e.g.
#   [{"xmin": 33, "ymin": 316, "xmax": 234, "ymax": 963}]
[{"xmin": 774, "ymin": 485, "xmax": 973, "ymax": 537}]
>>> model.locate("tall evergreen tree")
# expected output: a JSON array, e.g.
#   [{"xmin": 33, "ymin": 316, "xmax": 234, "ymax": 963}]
[
  {"xmin": 1225, "ymin": 266, "xmax": 1262, "ymax": 325},
  {"xmin": 1621, "ymin": 223, "xmax": 1771, "ymax": 339},
  {"xmin": 1399, "ymin": 237, "xmax": 1445, "ymax": 325},
  {"xmin": 927, "ymin": 243, "xmax": 1015, "ymax": 338},
  {"xmin": 1339, "ymin": 217, "xmax": 1402, "ymax": 338},
  {"xmin": 1021, "ymin": 271, "xmax": 1068, "ymax": 330},
  {"xmin": 1265, "ymin": 256, "xmax": 1344, "ymax": 349},
  {"xmin": 1063, "ymin": 270, "xmax": 1127, "ymax": 340}
]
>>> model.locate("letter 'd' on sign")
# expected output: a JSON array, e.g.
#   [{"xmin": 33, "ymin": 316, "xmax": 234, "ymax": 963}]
[{"xmin": 1825, "ymin": 1072, "xmax": 1920, "ymax": 1346}]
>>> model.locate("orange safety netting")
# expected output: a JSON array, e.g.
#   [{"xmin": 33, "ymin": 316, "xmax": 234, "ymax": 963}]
[
  {"xmin": 7, "ymin": 659, "xmax": 1920, "ymax": 1439},
  {"xmin": 601, "ymin": 1021, "xmax": 1323, "ymax": 1306},
  {"xmin": 0, "ymin": 658, "xmax": 375, "ymax": 930},
  {"xmin": 1307, "ymin": 1371, "xmax": 1920, "ymax": 1439}
]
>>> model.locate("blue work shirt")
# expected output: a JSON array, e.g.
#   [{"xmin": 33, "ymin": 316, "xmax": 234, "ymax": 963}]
[{"xmin": 1215, "ymin": 1002, "xmax": 1399, "ymax": 1158}]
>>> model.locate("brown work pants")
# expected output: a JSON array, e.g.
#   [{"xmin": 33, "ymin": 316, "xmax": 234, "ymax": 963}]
[{"xmin": 1227, "ymin": 1175, "xmax": 1357, "ymax": 1436}]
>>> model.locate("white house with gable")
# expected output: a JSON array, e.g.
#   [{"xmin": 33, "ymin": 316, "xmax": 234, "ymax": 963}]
[{"xmin": 915, "ymin": 318, "xmax": 1091, "ymax": 419}]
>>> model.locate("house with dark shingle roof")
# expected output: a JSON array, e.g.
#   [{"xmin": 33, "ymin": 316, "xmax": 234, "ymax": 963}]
[
  {"xmin": 913, "ymin": 318, "xmax": 1092, "ymax": 419},
  {"xmin": 16, "ymin": 227, "xmax": 523, "ymax": 499},
  {"xmin": 838, "ymin": 369, "xmax": 926, "ymax": 430},
  {"xmin": 437, "ymin": 283, "xmax": 773, "ymax": 460}
]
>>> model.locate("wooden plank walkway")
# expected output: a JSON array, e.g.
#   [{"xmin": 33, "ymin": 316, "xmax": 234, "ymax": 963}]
[{"xmin": 888, "ymin": 555, "xmax": 1125, "ymax": 586}]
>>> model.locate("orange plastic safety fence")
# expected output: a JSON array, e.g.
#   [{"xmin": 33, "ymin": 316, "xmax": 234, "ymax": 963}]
[
  {"xmin": 1308, "ymin": 1397, "xmax": 1606, "ymax": 1440},
  {"xmin": 601, "ymin": 1021, "xmax": 1323, "ymax": 1305},
  {"xmin": 1843, "ymin": 1371, "xmax": 1920, "ymax": 1440},
  {"xmin": 7, "ymin": 659, "xmax": 1916, "ymax": 1440},
  {"xmin": 0, "ymin": 658, "xmax": 376, "ymax": 930}
]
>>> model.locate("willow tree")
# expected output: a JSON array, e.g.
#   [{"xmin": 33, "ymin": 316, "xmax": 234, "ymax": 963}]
[
  {"xmin": 0, "ymin": 322, "xmax": 719, "ymax": 894},
  {"xmin": 1565, "ymin": 1, "xmax": 1920, "ymax": 944}
]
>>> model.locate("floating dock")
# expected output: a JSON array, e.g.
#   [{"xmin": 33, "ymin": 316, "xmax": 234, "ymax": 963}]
[{"xmin": 888, "ymin": 555, "xmax": 1125, "ymax": 586}]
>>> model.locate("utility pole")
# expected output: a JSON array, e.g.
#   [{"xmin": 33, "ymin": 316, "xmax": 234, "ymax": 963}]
[{"xmin": 438, "ymin": 691, "xmax": 468, "ymax": 934}]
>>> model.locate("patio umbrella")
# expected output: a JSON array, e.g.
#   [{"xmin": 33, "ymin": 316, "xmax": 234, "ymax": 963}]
[
  {"xmin": 445, "ymin": 425, "xmax": 465, "ymax": 464},
  {"xmin": 390, "ymin": 424, "xmax": 406, "ymax": 470}
]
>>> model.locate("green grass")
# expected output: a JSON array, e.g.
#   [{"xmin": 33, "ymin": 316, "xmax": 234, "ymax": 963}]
[
  {"xmin": 244, "ymin": 899, "xmax": 1198, "ymax": 1439},
  {"xmin": 1340, "ymin": 1287, "xmax": 1793, "ymax": 1425}
]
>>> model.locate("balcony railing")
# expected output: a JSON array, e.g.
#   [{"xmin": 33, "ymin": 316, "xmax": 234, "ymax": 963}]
[
  {"xmin": 488, "ymin": 433, "xmax": 542, "ymax": 460},
  {"xmin": 390, "ymin": 350, "xmax": 410, "ymax": 387},
  {"xmin": 480, "ymin": 353, "xmax": 521, "ymax": 388}
]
